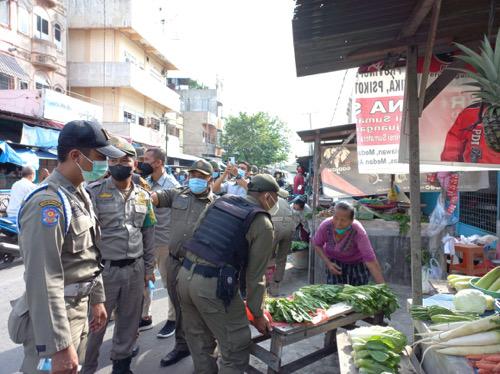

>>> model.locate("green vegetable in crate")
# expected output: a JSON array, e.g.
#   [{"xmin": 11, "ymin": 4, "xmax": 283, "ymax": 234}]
[
  {"xmin": 349, "ymin": 325, "xmax": 407, "ymax": 374},
  {"xmin": 410, "ymin": 305, "xmax": 478, "ymax": 322},
  {"xmin": 447, "ymin": 274, "xmax": 475, "ymax": 290},
  {"xmin": 475, "ymin": 267, "xmax": 500, "ymax": 290}
]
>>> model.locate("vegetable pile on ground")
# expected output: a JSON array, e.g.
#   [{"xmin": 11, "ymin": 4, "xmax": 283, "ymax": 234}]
[
  {"xmin": 410, "ymin": 305, "xmax": 478, "ymax": 323},
  {"xmin": 290, "ymin": 241, "xmax": 309, "ymax": 252},
  {"xmin": 447, "ymin": 274, "xmax": 475, "ymax": 291},
  {"xmin": 265, "ymin": 284, "xmax": 399, "ymax": 324},
  {"xmin": 349, "ymin": 325, "xmax": 407, "ymax": 374},
  {"xmin": 417, "ymin": 314, "xmax": 500, "ymax": 358}
]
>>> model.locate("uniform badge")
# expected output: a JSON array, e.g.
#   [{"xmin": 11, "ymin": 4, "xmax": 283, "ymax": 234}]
[
  {"xmin": 41, "ymin": 206, "xmax": 60, "ymax": 227},
  {"xmin": 39, "ymin": 200, "xmax": 62, "ymax": 208},
  {"xmin": 136, "ymin": 192, "xmax": 147, "ymax": 205}
]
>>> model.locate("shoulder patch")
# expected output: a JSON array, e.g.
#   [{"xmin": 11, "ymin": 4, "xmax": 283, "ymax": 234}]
[
  {"xmin": 39, "ymin": 200, "xmax": 62, "ymax": 208},
  {"xmin": 97, "ymin": 192, "xmax": 113, "ymax": 199},
  {"xmin": 41, "ymin": 206, "xmax": 60, "ymax": 227}
]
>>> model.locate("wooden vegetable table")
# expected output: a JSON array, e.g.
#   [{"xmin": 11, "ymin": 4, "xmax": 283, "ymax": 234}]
[{"xmin": 247, "ymin": 303, "xmax": 384, "ymax": 374}]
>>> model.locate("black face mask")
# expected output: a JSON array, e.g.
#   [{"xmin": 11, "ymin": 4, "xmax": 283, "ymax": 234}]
[
  {"xmin": 109, "ymin": 165, "xmax": 133, "ymax": 181},
  {"xmin": 137, "ymin": 162, "xmax": 154, "ymax": 177}
]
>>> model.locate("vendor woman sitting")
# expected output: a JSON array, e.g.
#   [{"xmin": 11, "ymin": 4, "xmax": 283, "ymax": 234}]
[{"xmin": 313, "ymin": 201, "xmax": 385, "ymax": 285}]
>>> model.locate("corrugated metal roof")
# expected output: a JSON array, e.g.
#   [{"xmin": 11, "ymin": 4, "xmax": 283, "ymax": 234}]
[
  {"xmin": 0, "ymin": 53, "xmax": 29, "ymax": 80},
  {"xmin": 293, "ymin": 0, "xmax": 500, "ymax": 76},
  {"xmin": 296, "ymin": 124, "xmax": 356, "ymax": 143}
]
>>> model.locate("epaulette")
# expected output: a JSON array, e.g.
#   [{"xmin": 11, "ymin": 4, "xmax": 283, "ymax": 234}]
[
  {"xmin": 17, "ymin": 184, "xmax": 72, "ymax": 236},
  {"xmin": 86, "ymin": 178, "xmax": 107, "ymax": 189}
]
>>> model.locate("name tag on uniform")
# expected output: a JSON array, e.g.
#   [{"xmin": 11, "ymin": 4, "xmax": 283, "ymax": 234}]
[{"xmin": 97, "ymin": 192, "xmax": 113, "ymax": 199}]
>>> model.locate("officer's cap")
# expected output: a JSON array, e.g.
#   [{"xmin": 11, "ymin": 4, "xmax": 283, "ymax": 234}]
[
  {"xmin": 109, "ymin": 135, "xmax": 137, "ymax": 158},
  {"xmin": 248, "ymin": 174, "xmax": 282, "ymax": 194},
  {"xmin": 59, "ymin": 120, "xmax": 125, "ymax": 159},
  {"xmin": 188, "ymin": 159, "xmax": 213, "ymax": 176}
]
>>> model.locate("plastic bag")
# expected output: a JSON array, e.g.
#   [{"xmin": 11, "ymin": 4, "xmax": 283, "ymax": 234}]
[
  {"xmin": 428, "ymin": 258, "xmax": 443, "ymax": 280},
  {"xmin": 427, "ymin": 194, "xmax": 449, "ymax": 237},
  {"xmin": 422, "ymin": 266, "xmax": 432, "ymax": 294}
]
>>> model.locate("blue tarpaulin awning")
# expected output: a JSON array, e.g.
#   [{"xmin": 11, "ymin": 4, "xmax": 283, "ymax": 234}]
[
  {"xmin": 0, "ymin": 142, "xmax": 23, "ymax": 166},
  {"xmin": 16, "ymin": 148, "xmax": 57, "ymax": 170},
  {"xmin": 20, "ymin": 124, "xmax": 59, "ymax": 148}
]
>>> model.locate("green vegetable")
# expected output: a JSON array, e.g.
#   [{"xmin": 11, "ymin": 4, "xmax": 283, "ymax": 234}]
[
  {"xmin": 290, "ymin": 241, "xmax": 309, "ymax": 252},
  {"xmin": 488, "ymin": 276, "xmax": 500, "ymax": 291},
  {"xmin": 453, "ymin": 289, "xmax": 487, "ymax": 314},
  {"xmin": 349, "ymin": 326, "xmax": 406, "ymax": 373},
  {"xmin": 430, "ymin": 314, "xmax": 477, "ymax": 323},
  {"xmin": 410, "ymin": 305, "xmax": 477, "ymax": 322},
  {"xmin": 475, "ymin": 266, "xmax": 500, "ymax": 289}
]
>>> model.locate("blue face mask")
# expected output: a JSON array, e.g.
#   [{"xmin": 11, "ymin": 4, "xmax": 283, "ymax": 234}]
[
  {"xmin": 212, "ymin": 172, "xmax": 220, "ymax": 179},
  {"xmin": 77, "ymin": 153, "xmax": 108, "ymax": 183},
  {"xmin": 188, "ymin": 178, "xmax": 208, "ymax": 194},
  {"xmin": 237, "ymin": 168, "xmax": 246, "ymax": 178},
  {"xmin": 335, "ymin": 225, "xmax": 352, "ymax": 235}
]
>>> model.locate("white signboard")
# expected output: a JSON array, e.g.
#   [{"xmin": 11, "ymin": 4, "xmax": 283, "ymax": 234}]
[{"xmin": 43, "ymin": 89, "xmax": 103, "ymax": 124}]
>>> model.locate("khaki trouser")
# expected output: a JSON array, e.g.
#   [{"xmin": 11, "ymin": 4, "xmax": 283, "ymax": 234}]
[
  {"xmin": 178, "ymin": 266, "xmax": 251, "ymax": 374},
  {"xmin": 82, "ymin": 260, "xmax": 144, "ymax": 374},
  {"xmin": 17, "ymin": 297, "xmax": 89, "ymax": 374},
  {"xmin": 166, "ymin": 255, "xmax": 188, "ymax": 351},
  {"xmin": 142, "ymin": 245, "xmax": 176, "ymax": 321},
  {"xmin": 271, "ymin": 229, "xmax": 293, "ymax": 283}
]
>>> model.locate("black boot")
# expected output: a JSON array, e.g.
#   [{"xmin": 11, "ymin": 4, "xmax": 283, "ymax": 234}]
[{"xmin": 111, "ymin": 356, "xmax": 134, "ymax": 374}]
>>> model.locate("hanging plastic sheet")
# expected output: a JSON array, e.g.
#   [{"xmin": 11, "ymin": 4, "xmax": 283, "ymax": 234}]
[
  {"xmin": 16, "ymin": 148, "xmax": 40, "ymax": 170},
  {"xmin": 0, "ymin": 142, "xmax": 24, "ymax": 166},
  {"xmin": 20, "ymin": 124, "xmax": 59, "ymax": 148}
]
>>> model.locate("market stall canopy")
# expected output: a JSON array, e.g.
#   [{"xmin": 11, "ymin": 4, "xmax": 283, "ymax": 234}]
[
  {"xmin": 20, "ymin": 124, "xmax": 59, "ymax": 148},
  {"xmin": 293, "ymin": 0, "xmax": 500, "ymax": 76},
  {"xmin": 0, "ymin": 142, "xmax": 23, "ymax": 166},
  {"xmin": 16, "ymin": 148, "xmax": 57, "ymax": 170},
  {"xmin": 0, "ymin": 54, "xmax": 29, "ymax": 81},
  {"xmin": 296, "ymin": 124, "xmax": 356, "ymax": 144}
]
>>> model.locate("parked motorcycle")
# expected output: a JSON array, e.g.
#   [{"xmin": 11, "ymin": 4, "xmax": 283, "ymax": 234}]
[{"xmin": 0, "ymin": 216, "xmax": 19, "ymax": 263}]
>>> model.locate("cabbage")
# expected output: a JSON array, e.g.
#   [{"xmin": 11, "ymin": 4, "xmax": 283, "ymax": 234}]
[{"xmin": 453, "ymin": 289, "xmax": 487, "ymax": 314}]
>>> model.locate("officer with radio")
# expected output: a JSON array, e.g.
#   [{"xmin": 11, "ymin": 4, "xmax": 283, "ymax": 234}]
[
  {"xmin": 8, "ymin": 120, "xmax": 124, "ymax": 374},
  {"xmin": 178, "ymin": 174, "xmax": 282, "ymax": 373}
]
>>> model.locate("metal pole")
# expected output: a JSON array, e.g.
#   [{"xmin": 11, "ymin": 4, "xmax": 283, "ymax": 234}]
[
  {"xmin": 309, "ymin": 132, "xmax": 321, "ymax": 284},
  {"xmin": 407, "ymin": 45, "xmax": 423, "ymax": 306}
]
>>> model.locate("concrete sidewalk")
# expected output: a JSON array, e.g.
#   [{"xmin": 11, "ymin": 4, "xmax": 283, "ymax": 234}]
[{"xmin": 0, "ymin": 257, "xmax": 413, "ymax": 374}]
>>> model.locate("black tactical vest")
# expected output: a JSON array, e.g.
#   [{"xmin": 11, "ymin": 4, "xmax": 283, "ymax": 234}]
[{"xmin": 183, "ymin": 195, "xmax": 269, "ymax": 270}]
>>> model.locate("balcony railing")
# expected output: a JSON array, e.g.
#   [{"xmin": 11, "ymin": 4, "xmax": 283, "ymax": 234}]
[
  {"xmin": 31, "ymin": 39, "xmax": 57, "ymax": 70},
  {"xmin": 68, "ymin": 62, "xmax": 180, "ymax": 112}
]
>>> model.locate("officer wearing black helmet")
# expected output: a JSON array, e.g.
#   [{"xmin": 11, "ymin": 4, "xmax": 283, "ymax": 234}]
[{"xmin": 177, "ymin": 174, "xmax": 284, "ymax": 373}]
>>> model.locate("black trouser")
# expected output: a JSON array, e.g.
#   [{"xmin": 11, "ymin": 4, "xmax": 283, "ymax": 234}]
[{"xmin": 167, "ymin": 255, "xmax": 189, "ymax": 352}]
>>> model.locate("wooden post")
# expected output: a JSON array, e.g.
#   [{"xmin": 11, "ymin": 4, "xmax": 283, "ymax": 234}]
[
  {"xmin": 309, "ymin": 132, "xmax": 321, "ymax": 284},
  {"xmin": 407, "ymin": 45, "xmax": 423, "ymax": 306}
]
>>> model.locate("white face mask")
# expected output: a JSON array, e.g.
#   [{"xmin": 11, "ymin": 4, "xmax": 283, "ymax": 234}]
[{"xmin": 265, "ymin": 193, "xmax": 280, "ymax": 215}]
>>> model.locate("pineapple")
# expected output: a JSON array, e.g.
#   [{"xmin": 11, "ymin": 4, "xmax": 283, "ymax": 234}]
[{"xmin": 455, "ymin": 31, "xmax": 500, "ymax": 153}]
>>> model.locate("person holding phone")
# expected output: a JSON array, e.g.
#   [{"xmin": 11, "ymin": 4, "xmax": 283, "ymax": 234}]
[{"xmin": 213, "ymin": 160, "xmax": 250, "ymax": 197}]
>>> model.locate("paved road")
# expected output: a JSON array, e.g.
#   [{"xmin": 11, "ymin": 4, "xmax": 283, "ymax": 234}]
[{"xmin": 0, "ymin": 259, "xmax": 414, "ymax": 374}]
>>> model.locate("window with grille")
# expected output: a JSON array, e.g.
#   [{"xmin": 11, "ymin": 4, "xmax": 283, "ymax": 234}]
[
  {"xmin": 459, "ymin": 172, "xmax": 498, "ymax": 233},
  {"xmin": 123, "ymin": 111, "xmax": 136, "ymax": 124},
  {"xmin": 0, "ymin": 73, "xmax": 13, "ymax": 89}
]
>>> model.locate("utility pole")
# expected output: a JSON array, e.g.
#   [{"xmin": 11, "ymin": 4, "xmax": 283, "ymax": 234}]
[{"xmin": 308, "ymin": 112, "xmax": 313, "ymax": 155}]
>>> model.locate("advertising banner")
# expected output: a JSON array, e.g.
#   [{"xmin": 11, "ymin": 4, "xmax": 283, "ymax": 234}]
[
  {"xmin": 320, "ymin": 144, "xmax": 489, "ymax": 198},
  {"xmin": 43, "ymin": 89, "xmax": 103, "ymax": 124},
  {"xmin": 352, "ymin": 55, "xmax": 500, "ymax": 173}
]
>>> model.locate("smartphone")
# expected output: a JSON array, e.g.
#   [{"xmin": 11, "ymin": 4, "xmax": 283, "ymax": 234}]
[{"xmin": 229, "ymin": 157, "xmax": 236, "ymax": 165}]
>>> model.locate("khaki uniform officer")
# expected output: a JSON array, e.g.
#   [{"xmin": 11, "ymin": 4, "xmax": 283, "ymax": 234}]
[
  {"xmin": 178, "ymin": 174, "xmax": 283, "ymax": 374},
  {"xmin": 8, "ymin": 120, "xmax": 124, "ymax": 374},
  {"xmin": 83, "ymin": 137, "xmax": 156, "ymax": 374},
  {"xmin": 269, "ymin": 196, "xmax": 295, "ymax": 296},
  {"xmin": 152, "ymin": 159, "xmax": 216, "ymax": 367}
]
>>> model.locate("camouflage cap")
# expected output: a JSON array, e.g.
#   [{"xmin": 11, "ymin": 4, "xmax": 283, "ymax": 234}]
[
  {"xmin": 188, "ymin": 159, "xmax": 213, "ymax": 176},
  {"xmin": 109, "ymin": 135, "xmax": 136, "ymax": 158},
  {"xmin": 248, "ymin": 174, "xmax": 280, "ymax": 193}
]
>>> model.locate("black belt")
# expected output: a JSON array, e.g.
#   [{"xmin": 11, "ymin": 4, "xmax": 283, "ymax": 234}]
[
  {"xmin": 104, "ymin": 258, "xmax": 138, "ymax": 268},
  {"xmin": 182, "ymin": 258, "xmax": 219, "ymax": 278}
]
